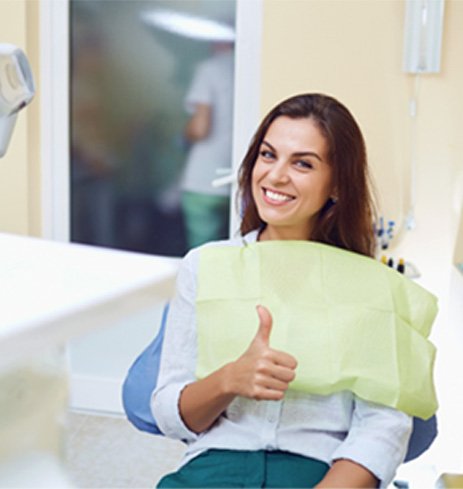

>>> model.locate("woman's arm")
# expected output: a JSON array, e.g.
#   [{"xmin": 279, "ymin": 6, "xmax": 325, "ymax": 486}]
[
  {"xmin": 185, "ymin": 103, "xmax": 211, "ymax": 142},
  {"xmin": 152, "ymin": 253, "xmax": 296, "ymax": 438},
  {"xmin": 325, "ymin": 398, "xmax": 413, "ymax": 488},
  {"xmin": 315, "ymin": 459, "xmax": 378, "ymax": 488},
  {"xmin": 179, "ymin": 305, "xmax": 297, "ymax": 433}
]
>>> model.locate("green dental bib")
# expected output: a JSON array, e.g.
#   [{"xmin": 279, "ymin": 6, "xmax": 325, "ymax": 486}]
[{"xmin": 196, "ymin": 241, "xmax": 438, "ymax": 420}]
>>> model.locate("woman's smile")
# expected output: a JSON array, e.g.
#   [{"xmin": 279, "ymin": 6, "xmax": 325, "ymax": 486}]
[{"xmin": 262, "ymin": 187, "xmax": 296, "ymax": 205}]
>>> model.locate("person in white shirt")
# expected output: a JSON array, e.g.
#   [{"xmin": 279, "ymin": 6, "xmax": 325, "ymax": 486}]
[
  {"xmin": 152, "ymin": 93, "xmax": 413, "ymax": 488},
  {"xmin": 181, "ymin": 42, "xmax": 234, "ymax": 248}
]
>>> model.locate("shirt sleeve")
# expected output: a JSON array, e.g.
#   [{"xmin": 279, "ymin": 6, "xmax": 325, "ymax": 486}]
[
  {"xmin": 330, "ymin": 397, "xmax": 413, "ymax": 488},
  {"xmin": 184, "ymin": 60, "xmax": 213, "ymax": 114},
  {"xmin": 150, "ymin": 249, "xmax": 200, "ymax": 442}
]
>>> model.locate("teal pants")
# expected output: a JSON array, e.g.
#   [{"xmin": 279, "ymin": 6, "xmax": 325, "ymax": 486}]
[
  {"xmin": 157, "ymin": 449, "xmax": 329, "ymax": 488},
  {"xmin": 181, "ymin": 192, "xmax": 230, "ymax": 249}
]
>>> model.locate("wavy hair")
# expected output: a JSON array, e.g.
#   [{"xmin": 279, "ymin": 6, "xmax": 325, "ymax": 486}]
[{"xmin": 238, "ymin": 93, "xmax": 376, "ymax": 257}]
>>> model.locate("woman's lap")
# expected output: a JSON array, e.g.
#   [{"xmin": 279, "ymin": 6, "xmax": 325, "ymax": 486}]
[{"xmin": 157, "ymin": 449, "xmax": 329, "ymax": 488}]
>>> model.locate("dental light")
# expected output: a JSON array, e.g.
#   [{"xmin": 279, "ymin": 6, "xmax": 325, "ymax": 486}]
[{"xmin": 0, "ymin": 44, "xmax": 35, "ymax": 158}]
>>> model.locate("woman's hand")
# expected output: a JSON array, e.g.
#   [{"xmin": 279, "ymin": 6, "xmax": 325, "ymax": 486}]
[
  {"xmin": 179, "ymin": 305, "xmax": 297, "ymax": 433},
  {"xmin": 224, "ymin": 305, "xmax": 298, "ymax": 400}
]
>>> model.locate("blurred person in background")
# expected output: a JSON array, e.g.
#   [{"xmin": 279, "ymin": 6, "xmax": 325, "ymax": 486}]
[{"xmin": 180, "ymin": 41, "xmax": 234, "ymax": 248}]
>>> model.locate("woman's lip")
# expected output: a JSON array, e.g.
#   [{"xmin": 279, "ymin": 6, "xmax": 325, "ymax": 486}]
[{"xmin": 261, "ymin": 187, "xmax": 295, "ymax": 205}]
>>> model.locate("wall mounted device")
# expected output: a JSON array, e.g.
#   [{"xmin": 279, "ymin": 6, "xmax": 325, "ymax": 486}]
[
  {"xmin": 403, "ymin": 0, "xmax": 445, "ymax": 74},
  {"xmin": 0, "ymin": 43, "xmax": 35, "ymax": 158},
  {"xmin": 401, "ymin": 1, "xmax": 445, "ymax": 232}
]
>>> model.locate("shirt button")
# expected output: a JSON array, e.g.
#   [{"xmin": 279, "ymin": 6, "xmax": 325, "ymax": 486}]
[{"xmin": 267, "ymin": 414, "xmax": 276, "ymax": 423}]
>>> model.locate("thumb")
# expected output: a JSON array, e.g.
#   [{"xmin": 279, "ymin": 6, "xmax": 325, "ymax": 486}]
[{"xmin": 255, "ymin": 305, "xmax": 273, "ymax": 345}]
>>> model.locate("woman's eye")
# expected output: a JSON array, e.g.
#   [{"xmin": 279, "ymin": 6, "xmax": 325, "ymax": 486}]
[
  {"xmin": 294, "ymin": 160, "xmax": 313, "ymax": 170},
  {"xmin": 259, "ymin": 150, "xmax": 275, "ymax": 160}
]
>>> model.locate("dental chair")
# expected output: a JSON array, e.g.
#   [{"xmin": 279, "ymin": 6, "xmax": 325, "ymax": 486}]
[{"xmin": 122, "ymin": 304, "xmax": 438, "ymax": 462}]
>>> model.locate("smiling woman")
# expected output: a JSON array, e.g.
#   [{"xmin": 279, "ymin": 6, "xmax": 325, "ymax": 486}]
[
  {"xmin": 239, "ymin": 94, "xmax": 376, "ymax": 256},
  {"xmin": 149, "ymin": 94, "xmax": 437, "ymax": 489}
]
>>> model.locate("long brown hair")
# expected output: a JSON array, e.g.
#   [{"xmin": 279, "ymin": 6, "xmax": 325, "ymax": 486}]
[{"xmin": 238, "ymin": 93, "xmax": 376, "ymax": 257}]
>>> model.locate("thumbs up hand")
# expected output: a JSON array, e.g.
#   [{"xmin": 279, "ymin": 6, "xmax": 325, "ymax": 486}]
[{"xmin": 225, "ymin": 305, "xmax": 298, "ymax": 401}]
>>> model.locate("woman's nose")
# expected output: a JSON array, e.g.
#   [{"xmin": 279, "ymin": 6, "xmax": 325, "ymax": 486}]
[{"xmin": 268, "ymin": 161, "xmax": 290, "ymax": 183}]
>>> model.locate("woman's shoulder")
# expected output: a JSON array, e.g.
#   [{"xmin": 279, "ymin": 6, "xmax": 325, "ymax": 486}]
[
  {"xmin": 180, "ymin": 230, "xmax": 259, "ymax": 269},
  {"xmin": 188, "ymin": 230, "xmax": 259, "ymax": 255}
]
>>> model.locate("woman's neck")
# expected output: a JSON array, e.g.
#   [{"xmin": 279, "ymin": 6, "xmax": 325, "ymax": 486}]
[{"xmin": 258, "ymin": 225, "xmax": 311, "ymax": 242}]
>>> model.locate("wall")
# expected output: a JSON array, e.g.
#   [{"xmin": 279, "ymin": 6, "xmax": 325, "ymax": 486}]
[
  {"xmin": 261, "ymin": 0, "xmax": 463, "ymax": 474},
  {"xmin": 0, "ymin": 0, "xmax": 30, "ymax": 235},
  {"xmin": 26, "ymin": 0, "xmax": 42, "ymax": 237},
  {"xmin": 0, "ymin": 0, "xmax": 41, "ymax": 236}
]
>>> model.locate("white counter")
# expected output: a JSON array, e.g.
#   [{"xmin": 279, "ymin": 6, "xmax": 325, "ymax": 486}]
[
  {"xmin": 0, "ymin": 233, "xmax": 178, "ymax": 373},
  {"xmin": 0, "ymin": 233, "xmax": 178, "ymax": 486}
]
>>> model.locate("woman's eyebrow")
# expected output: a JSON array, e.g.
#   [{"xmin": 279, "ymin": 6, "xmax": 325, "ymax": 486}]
[
  {"xmin": 261, "ymin": 140, "xmax": 275, "ymax": 152},
  {"xmin": 293, "ymin": 150, "xmax": 323, "ymax": 162},
  {"xmin": 261, "ymin": 140, "xmax": 323, "ymax": 162}
]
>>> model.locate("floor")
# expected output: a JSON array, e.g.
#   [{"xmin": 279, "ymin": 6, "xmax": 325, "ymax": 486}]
[{"xmin": 65, "ymin": 411, "xmax": 185, "ymax": 488}]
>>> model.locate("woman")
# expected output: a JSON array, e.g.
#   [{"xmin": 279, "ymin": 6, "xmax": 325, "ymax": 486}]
[{"xmin": 151, "ymin": 94, "xmax": 413, "ymax": 488}]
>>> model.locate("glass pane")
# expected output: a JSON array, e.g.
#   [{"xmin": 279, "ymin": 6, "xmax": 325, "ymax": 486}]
[{"xmin": 70, "ymin": 0, "xmax": 236, "ymax": 256}]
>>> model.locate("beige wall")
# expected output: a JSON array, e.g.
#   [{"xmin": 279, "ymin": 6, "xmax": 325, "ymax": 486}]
[
  {"xmin": 0, "ymin": 0, "xmax": 40, "ymax": 237},
  {"xmin": 0, "ymin": 0, "xmax": 30, "ymax": 235},
  {"xmin": 26, "ymin": 0, "xmax": 42, "ymax": 237}
]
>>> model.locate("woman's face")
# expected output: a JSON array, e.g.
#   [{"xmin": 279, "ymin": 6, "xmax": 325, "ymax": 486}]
[{"xmin": 251, "ymin": 116, "xmax": 334, "ymax": 241}]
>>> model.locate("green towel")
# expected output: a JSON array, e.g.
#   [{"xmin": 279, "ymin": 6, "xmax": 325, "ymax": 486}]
[{"xmin": 196, "ymin": 241, "xmax": 438, "ymax": 420}]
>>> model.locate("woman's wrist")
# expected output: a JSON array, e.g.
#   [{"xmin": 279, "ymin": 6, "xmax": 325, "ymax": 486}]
[
  {"xmin": 219, "ymin": 362, "xmax": 239, "ymax": 397},
  {"xmin": 179, "ymin": 364, "xmax": 238, "ymax": 434}
]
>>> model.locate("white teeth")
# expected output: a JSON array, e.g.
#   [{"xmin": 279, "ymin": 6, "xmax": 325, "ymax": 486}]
[{"xmin": 265, "ymin": 189, "xmax": 293, "ymax": 202}]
